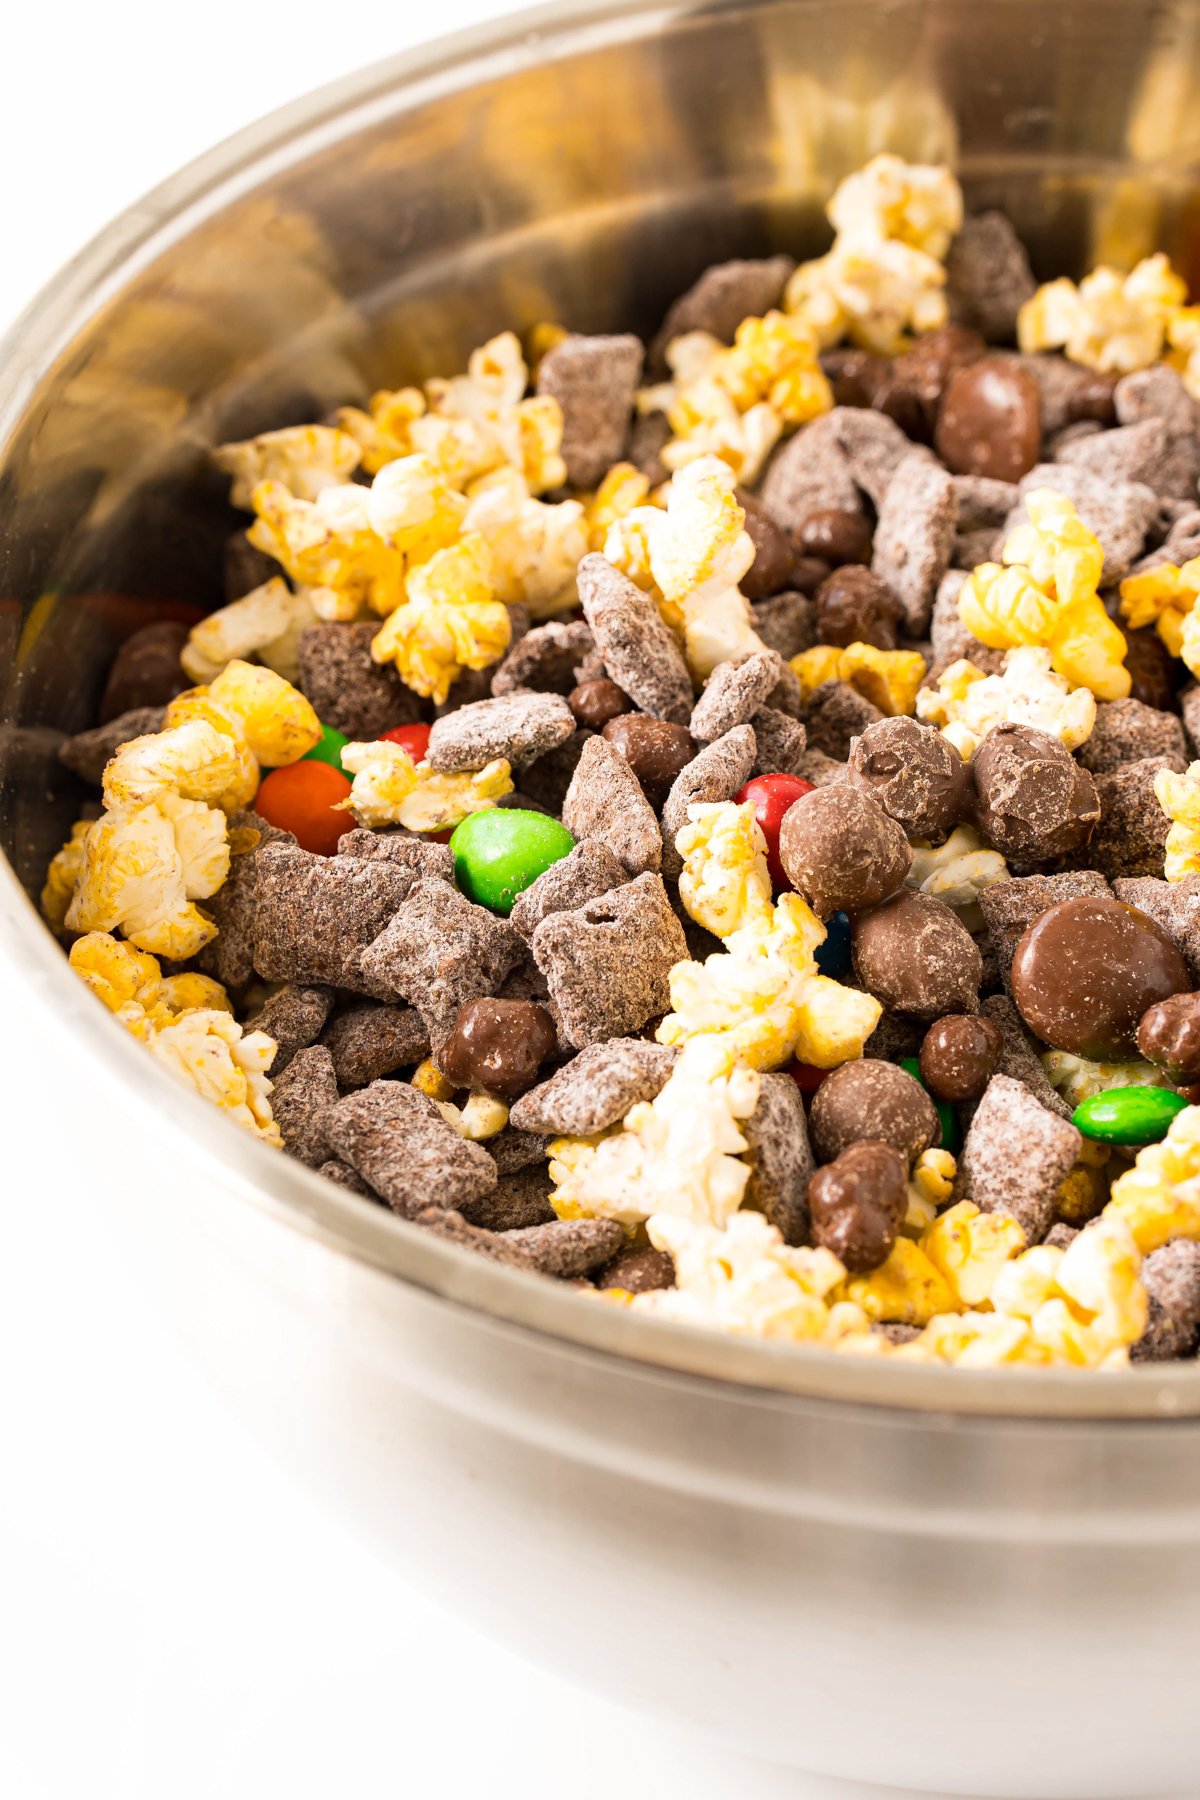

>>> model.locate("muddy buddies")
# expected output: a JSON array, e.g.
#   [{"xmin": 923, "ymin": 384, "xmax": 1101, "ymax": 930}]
[{"xmin": 45, "ymin": 153, "xmax": 1200, "ymax": 1369}]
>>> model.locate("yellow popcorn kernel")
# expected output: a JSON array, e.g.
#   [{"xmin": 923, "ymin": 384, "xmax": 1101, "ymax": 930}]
[
  {"xmin": 1107, "ymin": 1104, "xmax": 1200, "ymax": 1252},
  {"xmin": 338, "ymin": 739, "xmax": 512, "ymax": 832},
  {"xmin": 584, "ymin": 463, "xmax": 652, "ymax": 550},
  {"xmin": 1049, "ymin": 1214, "xmax": 1147, "ymax": 1357},
  {"xmin": 791, "ymin": 642, "xmax": 925, "ymax": 716},
  {"xmin": 41, "ymin": 820, "xmax": 90, "ymax": 931},
  {"xmin": 958, "ymin": 490, "xmax": 1130, "ymax": 700},
  {"xmin": 181, "ymin": 578, "xmax": 318, "ymax": 685},
  {"xmin": 840, "ymin": 1236, "xmax": 956, "ymax": 1327},
  {"xmin": 437, "ymin": 1093, "xmax": 510, "ymax": 1140},
  {"xmin": 1154, "ymin": 759, "xmax": 1200, "ymax": 882},
  {"xmin": 1119, "ymin": 557, "xmax": 1200, "ymax": 666},
  {"xmin": 826, "ymin": 153, "xmax": 964, "ymax": 260},
  {"xmin": 103, "ymin": 717, "xmax": 251, "ymax": 812},
  {"xmin": 145, "ymin": 1007, "xmax": 280, "ymax": 1145},
  {"xmin": 460, "ymin": 469, "xmax": 586, "ymax": 618},
  {"xmin": 213, "ymin": 423, "xmax": 361, "ymax": 508},
  {"xmin": 160, "ymin": 694, "xmax": 260, "ymax": 812},
  {"xmin": 790, "ymin": 645, "xmax": 849, "ymax": 700},
  {"xmin": 156, "ymin": 972, "xmax": 233, "ymax": 1017},
  {"xmin": 920, "ymin": 1200, "xmax": 1026, "ymax": 1308},
  {"xmin": 903, "ymin": 1146, "xmax": 958, "ymax": 1232},
  {"xmin": 1017, "ymin": 253, "xmax": 1187, "ymax": 375},
  {"xmin": 412, "ymin": 1059, "xmax": 455, "ymax": 1103},
  {"xmin": 916, "ymin": 645, "xmax": 1097, "ymax": 758},
  {"xmin": 675, "ymin": 800, "xmax": 774, "ymax": 940},
  {"xmin": 248, "ymin": 479, "xmax": 408, "ymax": 620},
  {"xmin": 333, "ymin": 386, "xmax": 427, "ymax": 475},
  {"xmin": 364, "ymin": 452, "xmax": 468, "ymax": 560},
  {"xmin": 65, "ymin": 796, "xmax": 227, "ymax": 962},
  {"xmin": 634, "ymin": 1209, "xmax": 846, "ymax": 1340},
  {"xmin": 369, "ymin": 534, "xmax": 511, "ymax": 704},
  {"xmin": 989, "ymin": 1244, "xmax": 1065, "ymax": 1321},
  {"xmin": 69, "ymin": 930, "xmax": 164, "ymax": 1017},
  {"xmin": 907, "ymin": 1310, "xmax": 1044, "ymax": 1368},
  {"xmin": 206, "ymin": 660, "xmax": 322, "ymax": 768},
  {"xmin": 716, "ymin": 311, "xmax": 832, "ymax": 427}
]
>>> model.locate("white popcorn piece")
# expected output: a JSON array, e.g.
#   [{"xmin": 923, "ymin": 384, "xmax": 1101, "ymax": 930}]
[
  {"xmin": 906, "ymin": 825, "xmax": 1009, "ymax": 930},
  {"xmin": 339, "ymin": 740, "xmax": 512, "ymax": 832},
  {"xmin": 181, "ymin": 578, "xmax": 320, "ymax": 685},
  {"xmin": 676, "ymin": 801, "xmax": 774, "ymax": 940},
  {"xmin": 916, "ymin": 647, "xmax": 1097, "ymax": 759},
  {"xmin": 634, "ymin": 1210, "xmax": 848, "ymax": 1341},
  {"xmin": 213, "ymin": 424, "xmax": 361, "ymax": 507},
  {"xmin": 1042, "ymin": 1051, "xmax": 1167, "ymax": 1109}
]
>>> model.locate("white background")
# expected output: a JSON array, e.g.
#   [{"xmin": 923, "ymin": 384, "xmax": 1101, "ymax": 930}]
[{"xmin": 0, "ymin": 8, "xmax": 1186, "ymax": 1800}]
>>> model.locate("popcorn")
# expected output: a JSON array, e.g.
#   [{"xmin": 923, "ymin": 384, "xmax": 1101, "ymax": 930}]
[
  {"xmin": 213, "ymin": 424, "xmax": 361, "ymax": 507},
  {"xmin": 548, "ymin": 1034, "xmax": 761, "ymax": 1230},
  {"xmin": 906, "ymin": 826, "xmax": 1008, "ymax": 928},
  {"xmin": 584, "ymin": 463, "xmax": 652, "ymax": 550},
  {"xmin": 1119, "ymin": 556, "xmax": 1200, "ymax": 671},
  {"xmin": 785, "ymin": 155, "xmax": 964, "ymax": 355},
  {"xmin": 1043, "ymin": 1050, "xmax": 1166, "ymax": 1109},
  {"xmin": 957, "ymin": 489, "xmax": 1131, "ymax": 700},
  {"xmin": 411, "ymin": 1058, "xmax": 456, "ymax": 1103},
  {"xmin": 916, "ymin": 646, "xmax": 1097, "ymax": 758},
  {"xmin": 65, "ymin": 794, "xmax": 228, "ymax": 960},
  {"xmin": 41, "ymin": 820, "xmax": 90, "ymax": 931},
  {"xmin": 1154, "ymin": 759, "xmax": 1200, "ymax": 882},
  {"xmin": 103, "ymin": 717, "xmax": 253, "ymax": 813},
  {"xmin": 333, "ymin": 386, "xmax": 426, "ymax": 474},
  {"xmin": 632, "ymin": 1209, "xmax": 850, "ymax": 1342},
  {"xmin": 68, "ymin": 931, "xmax": 227, "ymax": 1035},
  {"xmin": 920, "ymin": 1200, "xmax": 1025, "ymax": 1307},
  {"xmin": 204, "ymin": 660, "xmax": 322, "ymax": 769},
  {"xmin": 839, "ymin": 1236, "xmax": 957, "ymax": 1326},
  {"xmin": 675, "ymin": 801, "xmax": 773, "ymax": 939},
  {"xmin": 436, "ymin": 1093, "xmax": 511, "ymax": 1140},
  {"xmin": 903, "ymin": 1146, "xmax": 957, "ymax": 1234},
  {"xmin": 605, "ymin": 456, "xmax": 765, "ymax": 678},
  {"xmin": 1017, "ymin": 253, "xmax": 1187, "ymax": 376},
  {"xmin": 180, "ymin": 578, "xmax": 319, "ymax": 685},
  {"xmin": 363, "ymin": 453, "xmax": 468, "ymax": 562},
  {"xmin": 248, "ymin": 480, "xmax": 407, "ymax": 620},
  {"xmin": 1107, "ymin": 1103, "xmax": 1200, "ymax": 1252},
  {"xmin": 368, "ymin": 534, "xmax": 512, "ymax": 704},
  {"xmin": 791, "ymin": 642, "xmax": 926, "ymax": 716},
  {"xmin": 145, "ymin": 1007, "xmax": 280, "ymax": 1144},
  {"xmin": 461, "ymin": 468, "xmax": 586, "ymax": 618},
  {"xmin": 338, "ymin": 739, "xmax": 513, "ymax": 831}
]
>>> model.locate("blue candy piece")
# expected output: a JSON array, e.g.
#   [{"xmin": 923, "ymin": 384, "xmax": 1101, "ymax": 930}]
[{"xmin": 814, "ymin": 910, "xmax": 852, "ymax": 979}]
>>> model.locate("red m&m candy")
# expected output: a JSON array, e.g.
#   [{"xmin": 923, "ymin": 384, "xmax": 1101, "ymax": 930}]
[
  {"xmin": 379, "ymin": 723, "xmax": 432, "ymax": 763},
  {"xmin": 255, "ymin": 760, "xmax": 352, "ymax": 856},
  {"xmin": 734, "ymin": 773, "xmax": 815, "ymax": 889}
]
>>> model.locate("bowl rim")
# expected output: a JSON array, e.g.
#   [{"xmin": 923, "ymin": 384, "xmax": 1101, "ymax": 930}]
[{"xmin": 5, "ymin": 0, "xmax": 1200, "ymax": 1423}]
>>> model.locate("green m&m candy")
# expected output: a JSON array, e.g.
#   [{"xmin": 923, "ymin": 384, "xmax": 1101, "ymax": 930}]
[
  {"xmin": 1072, "ymin": 1084, "xmax": 1189, "ymax": 1146},
  {"xmin": 450, "ymin": 808, "xmax": 575, "ymax": 915},
  {"xmin": 900, "ymin": 1056, "xmax": 960, "ymax": 1155},
  {"xmin": 302, "ymin": 722, "xmax": 350, "ymax": 775}
]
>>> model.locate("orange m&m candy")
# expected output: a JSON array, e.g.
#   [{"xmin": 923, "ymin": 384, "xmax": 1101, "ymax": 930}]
[{"xmin": 254, "ymin": 760, "xmax": 352, "ymax": 856}]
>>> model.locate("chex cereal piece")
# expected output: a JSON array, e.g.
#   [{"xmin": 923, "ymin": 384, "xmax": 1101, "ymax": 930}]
[
  {"xmin": 510, "ymin": 1038, "xmax": 678, "ymax": 1135},
  {"xmin": 252, "ymin": 842, "xmax": 412, "ymax": 990},
  {"xmin": 1056, "ymin": 418, "xmax": 1172, "ymax": 494},
  {"xmin": 829, "ymin": 407, "xmax": 926, "ymax": 509},
  {"xmin": 60, "ymin": 707, "xmax": 166, "ymax": 785},
  {"xmin": 751, "ymin": 592, "xmax": 817, "ymax": 659},
  {"xmin": 953, "ymin": 1072, "xmax": 1081, "ymax": 1242},
  {"xmin": 1114, "ymin": 365, "xmax": 1200, "ymax": 501},
  {"xmin": 427, "ymin": 692, "xmax": 575, "ymax": 772},
  {"xmin": 319, "ymin": 1080, "xmax": 497, "ymax": 1214},
  {"xmin": 296, "ymin": 622, "xmax": 420, "ymax": 739},
  {"xmin": 502, "ymin": 1217, "xmax": 626, "ymax": 1277},
  {"xmin": 758, "ymin": 413, "xmax": 863, "ymax": 531},
  {"xmin": 490, "ymin": 620, "xmax": 595, "ymax": 696},
  {"xmin": 1076, "ymin": 699, "xmax": 1187, "ymax": 774},
  {"xmin": 412, "ymin": 1207, "xmax": 532, "ymax": 1269},
  {"xmin": 794, "ymin": 748, "xmax": 850, "ymax": 787},
  {"xmin": 497, "ymin": 949, "xmax": 551, "ymax": 1003},
  {"xmin": 690, "ymin": 651, "xmax": 785, "ymax": 742},
  {"xmin": 871, "ymin": 453, "xmax": 957, "ymax": 635},
  {"xmin": 251, "ymin": 984, "xmax": 334, "ymax": 1072},
  {"xmin": 531, "ymin": 873, "xmax": 688, "ymax": 1047},
  {"xmin": 1131, "ymin": 1240, "xmax": 1200, "ymax": 1361},
  {"xmin": 357, "ymin": 876, "xmax": 525, "ymax": 1048},
  {"xmin": 272, "ymin": 1045, "xmax": 339, "ymax": 1169},
  {"xmin": 321, "ymin": 1002, "xmax": 430, "ymax": 1087},
  {"xmin": 486, "ymin": 1126, "xmax": 551, "ymax": 1174},
  {"xmin": 979, "ymin": 993, "xmax": 1074, "ymax": 1121},
  {"xmin": 977, "ymin": 871, "xmax": 1111, "ymax": 987},
  {"xmin": 335, "ymin": 829, "xmax": 455, "ymax": 883},
  {"xmin": 577, "ymin": 553, "xmax": 694, "ymax": 723},
  {"xmin": 650, "ymin": 254, "xmax": 796, "ymax": 366},
  {"xmin": 509, "ymin": 840, "xmax": 626, "ymax": 936},
  {"xmin": 1043, "ymin": 1222, "xmax": 1079, "ymax": 1251},
  {"xmin": 197, "ymin": 813, "xmax": 295, "ymax": 991},
  {"xmin": 803, "ymin": 680, "xmax": 884, "ymax": 760},
  {"xmin": 660, "ymin": 725, "xmax": 757, "ymax": 878},
  {"xmin": 741, "ymin": 1071, "xmax": 814, "ymax": 1245},
  {"xmin": 536, "ymin": 333, "xmax": 644, "ymax": 487},
  {"xmin": 318, "ymin": 1158, "xmax": 373, "ymax": 1197},
  {"xmin": 945, "ymin": 212, "xmax": 1036, "ymax": 342},
  {"xmin": 750, "ymin": 706, "xmax": 808, "ymax": 776},
  {"xmin": 520, "ymin": 732, "xmax": 590, "ymax": 812},
  {"xmin": 562, "ymin": 734, "xmax": 662, "ymax": 875},
  {"xmin": 1087, "ymin": 755, "xmax": 1186, "ymax": 879},
  {"xmin": 951, "ymin": 476, "xmax": 1020, "ymax": 529},
  {"xmin": 1002, "ymin": 465, "xmax": 1156, "ymax": 583},
  {"xmin": 628, "ymin": 410, "xmax": 672, "ymax": 484},
  {"xmin": 1111, "ymin": 874, "xmax": 1200, "ymax": 979},
  {"xmin": 953, "ymin": 527, "xmax": 1004, "ymax": 572},
  {"xmin": 460, "ymin": 1165, "xmax": 556, "ymax": 1231}
]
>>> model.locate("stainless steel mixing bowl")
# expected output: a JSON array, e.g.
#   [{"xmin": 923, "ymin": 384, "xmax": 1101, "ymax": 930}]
[{"xmin": 5, "ymin": 3, "xmax": 1200, "ymax": 1792}]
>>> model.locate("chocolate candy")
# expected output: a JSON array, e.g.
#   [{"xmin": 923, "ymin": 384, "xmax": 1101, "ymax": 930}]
[
  {"xmin": 1072, "ymin": 1085, "xmax": 1189, "ymax": 1146},
  {"xmin": 918, "ymin": 1013, "xmax": 1004, "ymax": 1103},
  {"xmin": 971, "ymin": 723, "xmax": 1100, "ymax": 863},
  {"xmin": 777, "ymin": 785, "xmax": 911, "ymax": 918},
  {"xmin": 813, "ymin": 909, "xmax": 852, "ymax": 979},
  {"xmin": 1011, "ymin": 895, "xmax": 1192, "ymax": 1059},
  {"xmin": 814, "ymin": 565, "xmax": 902, "ymax": 650},
  {"xmin": 848, "ymin": 716, "xmax": 973, "ymax": 843},
  {"xmin": 98, "ymin": 621, "xmax": 190, "ymax": 724},
  {"xmin": 450, "ymin": 808, "xmax": 575, "ymax": 915},
  {"xmin": 851, "ymin": 888, "xmax": 983, "ymax": 1020},
  {"xmin": 301, "ymin": 722, "xmax": 350, "ymax": 775},
  {"xmin": 1064, "ymin": 370, "xmax": 1118, "ymax": 427},
  {"xmin": 794, "ymin": 508, "xmax": 873, "ymax": 568},
  {"xmin": 602, "ymin": 713, "xmax": 697, "ymax": 807},
  {"xmin": 569, "ymin": 678, "xmax": 631, "ymax": 730},
  {"xmin": 594, "ymin": 1246, "xmax": 676, "ymax": 1293},
  {"xmin": 873, "ymin": 324, "xmax": 987, "ymax": 437},
  {"xmin": 737, "ymin": 489, "xmax": 798, "ymax": 599},
  {"xmin": 809, "ymin": 1058, "xmax": 939, "ymax": 1167},
  {"xmin": 437, "ymin": 997, "xmax": 559, "ymax": 1100},
  {"xmin": 823, "ymin": 347, "xmax": 887, "ymax": 408},
  {"xmin": 808, "ymin": 1141, "xmax": 908, "ymax": 1273},
  {"xmin": 1120, "ymin": 624, "xmax": 1179, "ymax": 713},
  {"xmin": 1138, "ymin": 991, "xmax": 1200, "ymax": 1081},
  {"xmin": 934, "ymin": 357, "xmax": 1042, "ymax": 483}
]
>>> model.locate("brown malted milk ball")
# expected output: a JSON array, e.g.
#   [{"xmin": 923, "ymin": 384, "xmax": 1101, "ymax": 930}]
[
  {"xmin": 602, "ymin": 714, "xmax": 697, "ymax": 807},
  {"xmin": 737, "ymin": 490, "xmax": 799, "ymax": 600},
  {"xmin": 935, "ymin": 357, "xmax": 1042, "ymax": 483},
  {"xmin": 437, "ymin": 998, "xmax": 559, "ymax": 1100},
  {"xmin": 809, "ymin": 1058, "xmax": 940, "ymax": 1167},
  {"xmin": 593, "ymin": 1246, "xmax": 676, "ymax": 1294},
  {"xmin": 569, "ymin": 678, "xmax": 630, "ymax": 731},
  {"xmin": 919, "ymin": 1014, "xmax": 1004, "ymax": 1103},
  {"xmin": 814, "ymin": 565, "xmax": 903, "ymax": 650},
  {"xmin": 971, "ymin": 722, "xmax": 1100, "ymax": 863},
  {"xmin": 98, "ymin": 621, "xmax": 190, "ymax": 724},
  {"xmin": 1138, "ymin": 992, "xmax": 1200, "ymax": 1083},
  {"xmin": 848, "ymin": 716, "xmax": 974, "ymax": 843},
  {"xmin": 1011, "ymin": 895, "xmax": 1191, "ymax": 1060},
  {"xmin": 794, "ymin": 508, "xmax": 874, "ymax": 568},
  {"xmin": 851, "ymin": 888, "xmax": 984, "ymax": 1020},
  {"xmin": 777, "ymin": 786, "xmax": 911, "ymax": 919},
  {"xmin": 808, "ymin": 1141, "xmax": 908, "ymax": 1273}
]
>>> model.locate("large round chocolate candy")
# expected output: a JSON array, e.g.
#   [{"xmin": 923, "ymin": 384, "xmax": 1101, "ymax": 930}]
[
  {"xmin": 848, "ymin": 716, "xmax": 973, "ymax": 843},
  {"xmin": 809, "ymin": 1058, "xmax": 940, "ymax": 1167},
  {"xmin": 851, "ymin": 888, "xmax": 983, "ymax": 1020},
  {"xmin": 1011, "ymin": 895, "xmax": 1191, "ymax": 1059},
  {"xmin": 972, "ymin": 722, "xmax": 1099, "ymax": 864},
  {"xmin": 777, "ymin": 785, "xmax": 911, "ymax": 918},
  {"xmin": 935, "ymin": 357, "xmax": 1041, "ymax": 483}
]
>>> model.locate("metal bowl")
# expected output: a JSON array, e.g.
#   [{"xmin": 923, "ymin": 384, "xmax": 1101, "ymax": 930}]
[{"xmin": 4, "ymin": 3, "xmax": 1200, "ymax": 1792}]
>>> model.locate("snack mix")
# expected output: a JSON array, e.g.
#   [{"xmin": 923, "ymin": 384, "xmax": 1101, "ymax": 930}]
[{"xmin": 48, "ymin": 154, "xmax": 1200, "ymax": 1370}]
